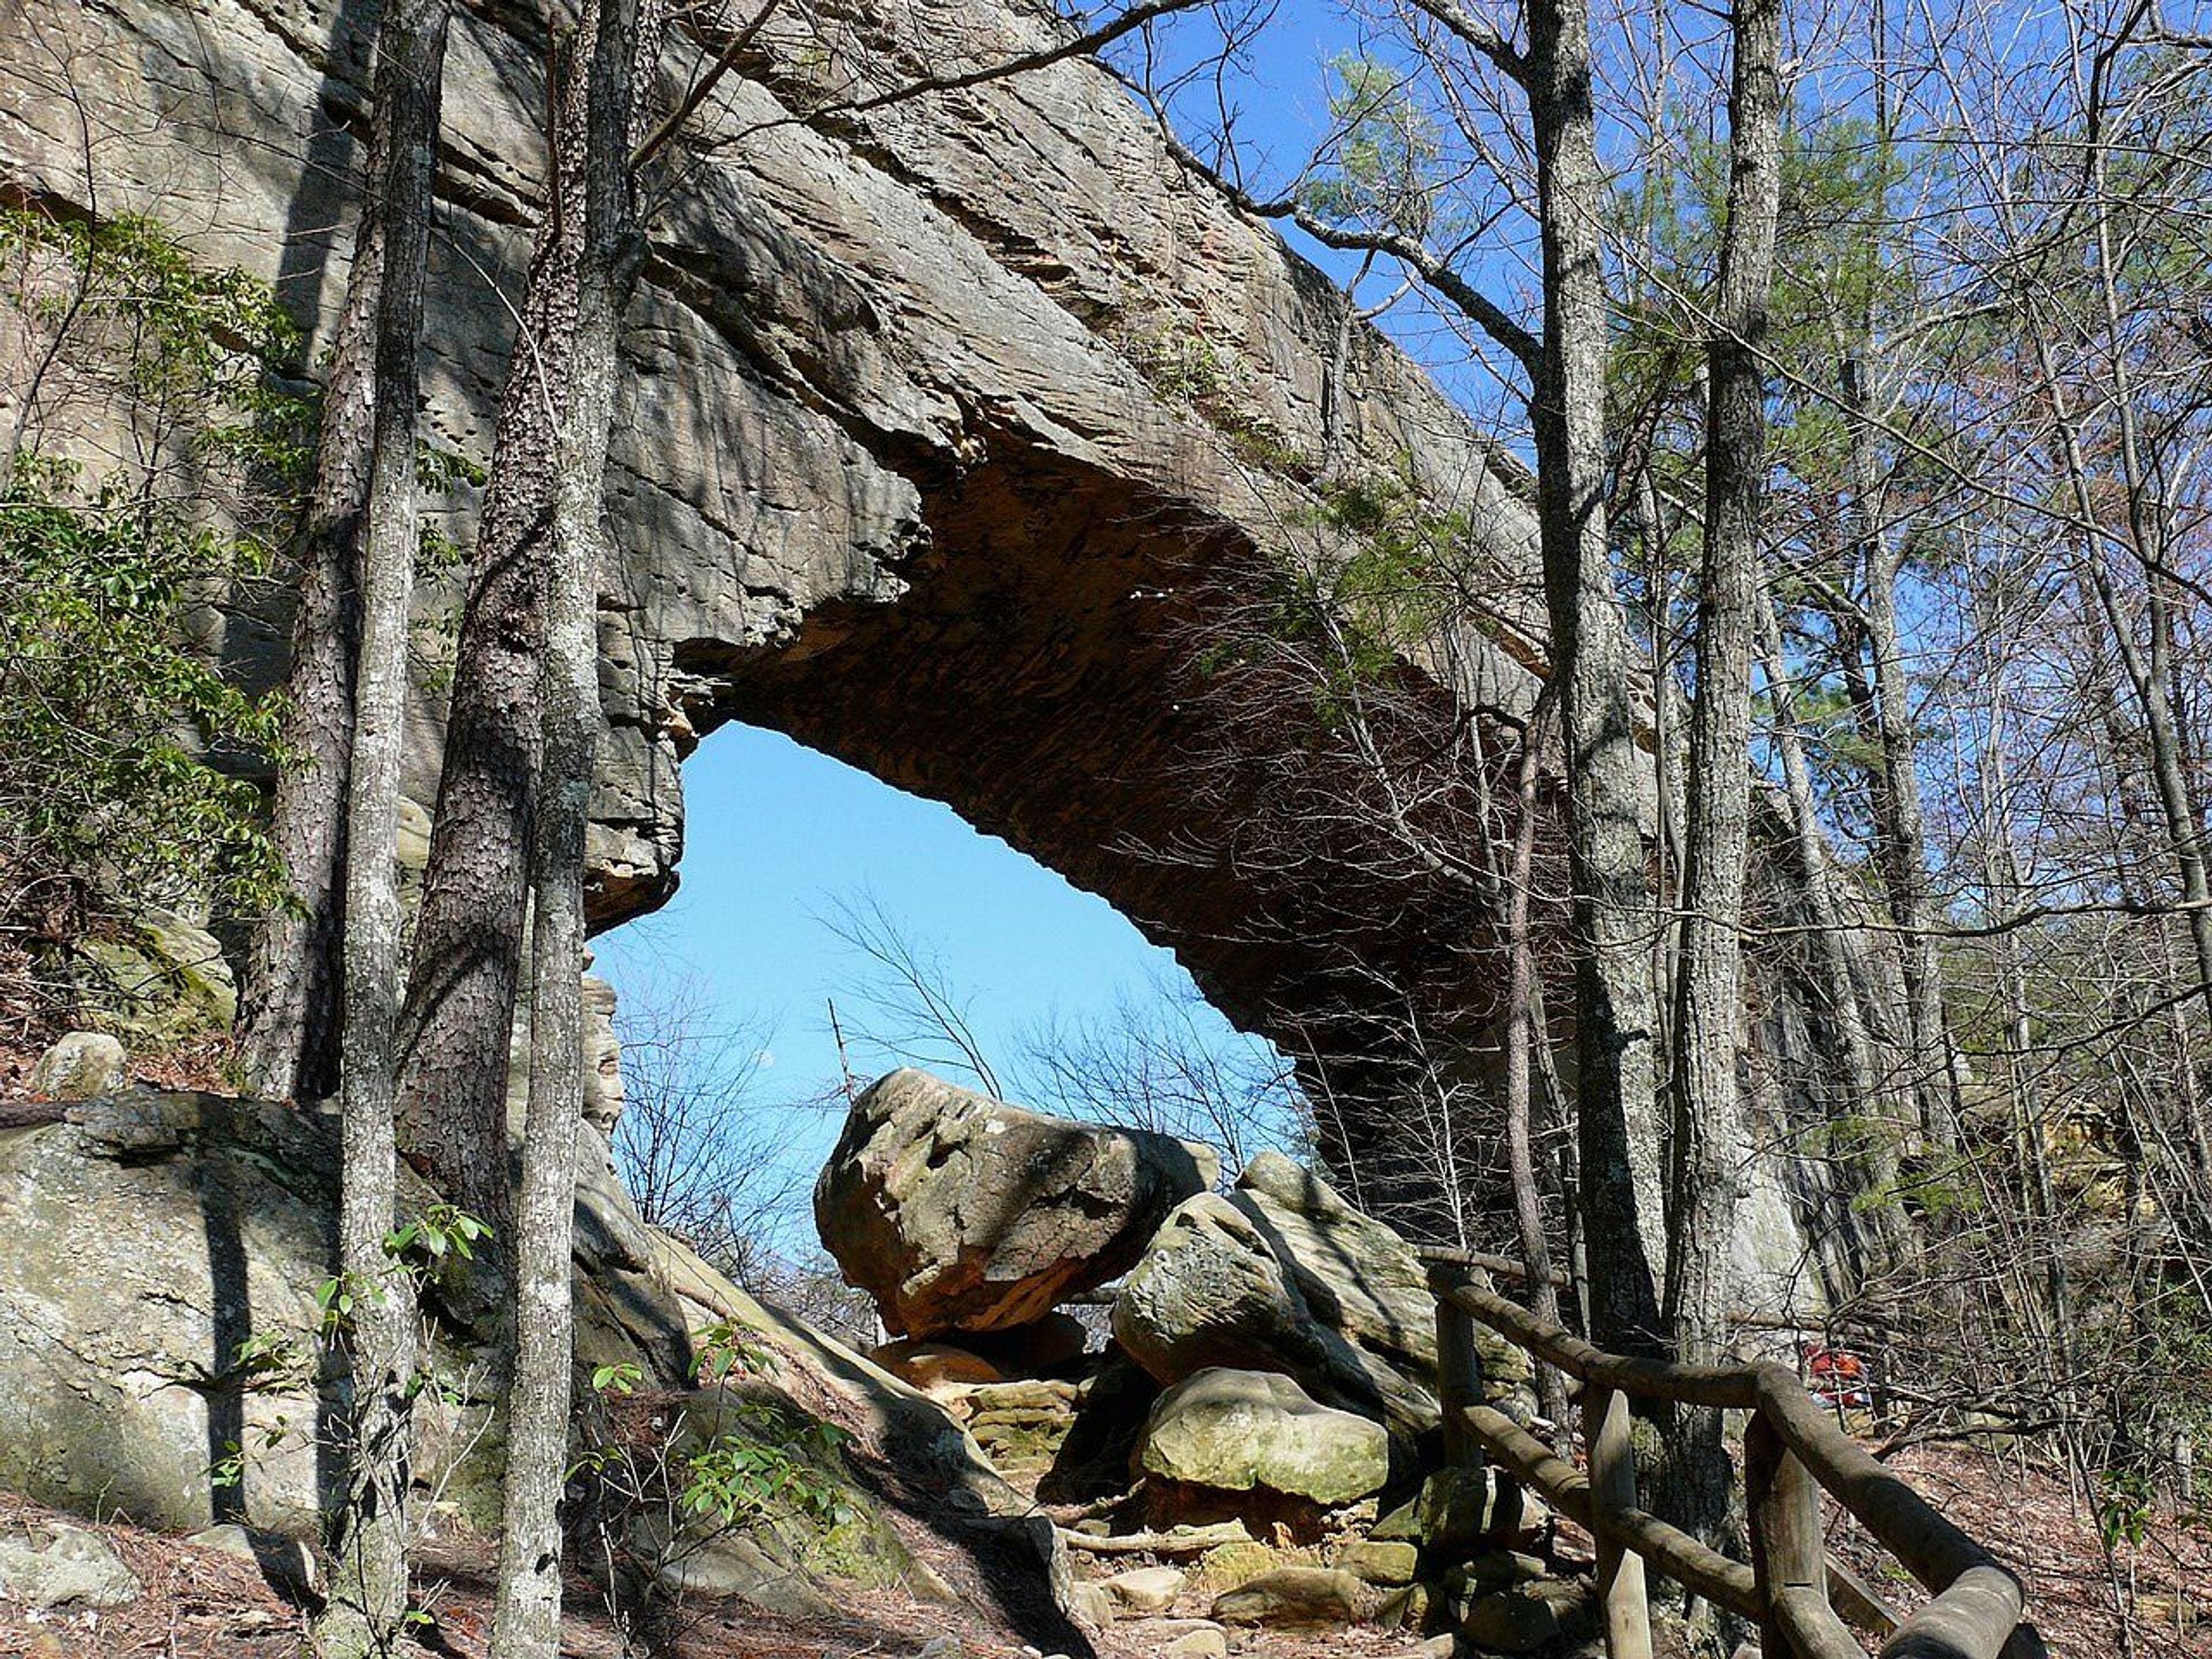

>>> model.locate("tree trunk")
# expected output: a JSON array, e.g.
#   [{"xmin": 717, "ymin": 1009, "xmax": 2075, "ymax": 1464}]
[
  {"xmin": 313, "ymin": 0, "xmax": 452, "ymax": 1649},
  {"xmin": 1503, "ymin": 704, "xmax": 1573, "ymax": 1441},
  {"xmin": 1754, "ymin": 595, "xmax": 1904, "ymax": 1270},
  {"xmin": 1662, "ymin": 0, "xmax": 1779, "ymax": 1543},
  {"xmin": 1526, "ymin": 0, "xmax": 1666, "ymax": 1358},
  {"xmin": 236, "ymin": 74, "xmax": 412, "ymax": 1103},
  {"xmin": 490, "ymin": 0, "xmax": 657, "ymax": 1647},
  {"xmin": 1845, "ymin": 385, "xmax": 1961, "ymax": 1152},
  {"xmin": 394, "ymin": 50, "xmax": 596, "ymax": 1243}
]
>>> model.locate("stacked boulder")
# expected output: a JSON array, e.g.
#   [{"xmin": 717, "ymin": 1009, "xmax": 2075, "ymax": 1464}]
[
  {"xmin": 815, "ymin": 1070, "xmax": 1589, "ymax": 1653},
  {"xmin": 814, "ymin": 1068, "xmax": 1217, "ymax": 1340}
]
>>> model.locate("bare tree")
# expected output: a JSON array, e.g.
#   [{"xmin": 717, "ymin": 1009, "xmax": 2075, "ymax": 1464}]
[{"xmin": 311, "ymin": 0, "xmax": 454, "ymax": 1649}]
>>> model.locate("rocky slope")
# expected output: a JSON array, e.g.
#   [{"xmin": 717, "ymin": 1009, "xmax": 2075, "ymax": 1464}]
[
  {"xmin": 0, "ymin": 1084, "xmax": 1089, "ymax": 1653},
  {"xmin": 814, "ymin": 1071, "xmax": 1597, "ymax": 1656}
]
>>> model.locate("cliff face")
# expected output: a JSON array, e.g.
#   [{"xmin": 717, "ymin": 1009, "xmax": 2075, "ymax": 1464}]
[{"xmin": 0, "ymin": 0, "xmax": 1835, "ymax": 1297}]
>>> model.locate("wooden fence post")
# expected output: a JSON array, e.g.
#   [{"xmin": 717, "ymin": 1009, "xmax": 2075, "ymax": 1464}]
[
  {"xmin": 1431, "ymin": 1266, "xmax": 1486, "ymax": 1469},
  {"xmin": 1588, "ymin": 1382, "xmax": 1655, "ymax": 1659},
  {"xmin": 1748, "ymin": 1411, "xmax": 1825, "ymax": 1659}
]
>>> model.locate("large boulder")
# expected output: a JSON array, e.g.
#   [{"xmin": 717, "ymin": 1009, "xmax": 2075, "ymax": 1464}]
[
  {"xmin": 1110, "ymin": 1193, "xmax": 1439, "ymax": 1441},
  {"xmin": 0, "ymin": 1092, "xmax": 690, "ymax": 1536},
  {"xmin": 1229, "ymin": 1152, "xmax": 1529, "ymax": 1396},
  {"xmin": 1136, "ymin": 1368, "xmax": 1388, "ymax": 1508},
  {"xmin": 815, "ymin": 1069, "xmax": 1216, "ymax": 1337},
  {"xmin": 0, "ymin": 1088, "xmax": 1095, "ymax": 1643}
]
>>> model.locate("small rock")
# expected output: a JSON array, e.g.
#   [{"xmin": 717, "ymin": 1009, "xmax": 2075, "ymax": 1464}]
[
  {"xmin": 1157, "ymin": 1621, "xmax": 1230, "ymax": 1657},
  {"xmin": 1069, "ymin": 1581, "xmax": 1116, "ymax": 1627},
  {"xmin": 963, "ymin": 1378, "xmax": 1081, "ymax": 1412},
  {"xmin": 872, "ymin": 1339, "xmax": 1005, "ymax": 1396},
  {"xmin": 1370, "ymin": 1496, "xmax": 1422, "ymax": 1540},
  {"xmin": 27, "ymin": 1032, "xmax": 127, "ymax": 1101},
  {"xmin": 917, "ymin": 1639, "xmax": 965, "ymax": 1659},
  {"xmin": 0, "ymin": 1525, "xmax": 142, "ymax": 1609},
  {"xmin": 1456, "ymin": 1580, "xmax": 1594, "ymax": 1653},
  {"xmin": 1377, "ymin": 1579, "xmax": 1439, "ymax": 1630},
  {"xmin": 1415, "ymin": 1465, "xmax": 1550, "ymax": 1555},
  {"xmin": 1211, "ymin": 1565, "xmax": 1369, "ymax": 1627},
  {"xmin": 1339, "ymin": 1539, "xmax": 1419, "ymax": 1585},
  {"xmin": 1102, "ymin": 1564, "xmax": 1185, "ymax": 1612}
]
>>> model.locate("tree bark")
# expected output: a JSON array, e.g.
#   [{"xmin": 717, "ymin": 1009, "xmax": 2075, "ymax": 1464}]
[
  {"xmin": 1662, "ymin": 0, "xmax": 1779, "ymax": 1543},
  {"xmin": 1527, "ymin": 0, "xmax": 1666, "ymax": 1358},
  {"xmin": 393, "ymin": 47, "xmax": 596, "ymax": 1242},
  {"xmin": 1844, "ymin": 376, "xmax": 1962, "ymax": 1152},
  {"xmin": 490, "ymin": 0, "xmax": 657, "ymax": 1648},
  {"xmin": 236, "ymin": 89, "xmax": 406, "ymax": 1103},
  {"xmin": 312, "ymin": 0, "xmax": 452, "ymax": 1649},
  {"xmin": 1503, "ymin": 704, "xmax": 1573, "ymax": 1440},
  {"xmin": 1754, "ymin": 594, "xmax": 1905, "ymax": 1272}
]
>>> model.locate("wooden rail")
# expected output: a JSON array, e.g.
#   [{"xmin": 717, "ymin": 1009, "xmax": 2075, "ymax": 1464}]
[{"xmin": 1418, "ymin": 1253, "xmax": 2046, "ymax": 1659}]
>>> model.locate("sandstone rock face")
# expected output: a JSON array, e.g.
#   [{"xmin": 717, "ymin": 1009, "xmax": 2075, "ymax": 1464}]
[
  {"xmin": 26, "ymin": 1032, "xmax": 127, "ymax": 1100},
  {"xmin": 0, "ymin": 1093, "xmax": 690, "ymax": 1533},
  {"xmin": 1136, "ymin": 1368, "xmax": 1388, "ymax": 1508},
  {"xmin": 815, "ymin": 1069, "xmax": 1215, "ymax": 1337},
  {"xmin": 1229, "ymin": 1152, "xmax": 1529, "ymax": 1394},
  {"xmin": 1112, "ymin": 1192, "xmax": 1438, "ymax": 1441},
  {"xmin": 63, "ymin": 910, "xmax": 236, "ymax": 1044},
  {"xmin": 0, "ymin": 1089, "xmax": 1090, "ymax": 1635},
  {"xmin": 0, "ymin": 0, "xmax": 1835, "ymax": 1304}
]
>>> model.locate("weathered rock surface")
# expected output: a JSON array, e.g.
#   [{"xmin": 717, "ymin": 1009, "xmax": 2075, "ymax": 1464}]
[
  {"xmin": 873, "ymin": 1339, "xmax": 1007, "ymax": 1397},
  {"xmin": 0, "ymin": 0, "xmax": 1847, "ymax": 1303},
  {"xmin": 0, "ymin": 1088, "xmax": 1089, "ymax": 1649},
  {"xmin": 26, "ymin": 1032, "xmax": 127, "ymax": 1101},
  {"xmin": 1338, "ymin": 1539, "xmax": 1419, "ymax": 1586},
  {"xmin": 1111, "ymin": 1192, "xmax": 1440, "ymax": 1440},
  {"xmin": 1136, "ymin": 1368, "xmax": 1388, "ymax": 1508},
  {"xmin": 0, "ymin": 1524, "xmax": 141, "ymax": 1610},
  {"xmin": 0, "ymin": 1092, "xmax": 684, "ymax": 1535},
  {"xmin": 1414, "ymin": 1467, "xmax": 1551, "ymax": 1556},
  {"xmin": 816, "ymin": 1069, "xmax": 1215, "ymax": 1336},
  {"xmin": 1455, "ymin": 1578, "xmax": 1595, "ymax": 1652},
  {"xmin": 1229, "ymin": 1152, "xmax": 1532, "ymax": 1395},
  {"xmin": 62, "ymin": 910, "xmax": 236, "ymax": 1045},
  {"xmin": 1211, "ymin": 1565, "xmax": 1370, "ymax": 1627},
  {"xmin": 1101, "ymin": 1565, "xmax": 1185, "ymax": 1613}
]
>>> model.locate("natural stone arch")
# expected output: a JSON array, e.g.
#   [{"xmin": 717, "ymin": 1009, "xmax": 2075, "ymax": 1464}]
[{"xmin": 0, "ymin": 0, "xmax": 1856, "ymax": 1290}]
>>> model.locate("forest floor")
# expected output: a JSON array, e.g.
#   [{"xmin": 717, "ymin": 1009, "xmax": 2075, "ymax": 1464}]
[{"xmin": 2, "ymin": 1439, "xmax": 2205, "ymax": 1658}]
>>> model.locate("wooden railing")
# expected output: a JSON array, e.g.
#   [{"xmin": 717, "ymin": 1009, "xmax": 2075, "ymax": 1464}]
[{"xmin": 1418, "ymin": 1249, "xmax": 2046, "ymax": 1659}]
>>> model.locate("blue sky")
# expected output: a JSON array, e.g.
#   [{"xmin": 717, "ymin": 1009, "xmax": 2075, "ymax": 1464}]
[{"xmin": 588, "ymin": 725, "xmax": 1262, "ymax": 1197}]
